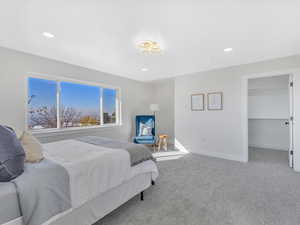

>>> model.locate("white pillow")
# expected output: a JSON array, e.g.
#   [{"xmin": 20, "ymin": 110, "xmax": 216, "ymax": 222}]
[
  {"xmin": 141, "ymin": 125, "xmax": 152, "ymax": 136},
  {"xmin": 20, "ymin": 131, "xmax": 44, "ymax": 163}
]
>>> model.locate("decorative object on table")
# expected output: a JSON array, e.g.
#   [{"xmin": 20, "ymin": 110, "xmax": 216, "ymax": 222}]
[
  {"xmin": 133, "ymin": 115, "xmax": 156, "ymax": 149},
  {"xmin": 157, "ymin": 134, "xmax": 168, "ymax": 152},
  {"xmin": 207, "ymin": 92, "xmax": 223, "ymax": 110},
  {"xmin": 191, "ymin": 93, "xmax": 205, "ymax": 111}
]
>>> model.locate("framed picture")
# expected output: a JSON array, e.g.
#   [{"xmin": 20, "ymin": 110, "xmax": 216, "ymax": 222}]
[
  {"xmin": 191, "ymin": 94, "xmax": 205, "ymax": 111},
  {"xmin": 207, "ymin": 92, "xmax": 223, "ymax": 110}
]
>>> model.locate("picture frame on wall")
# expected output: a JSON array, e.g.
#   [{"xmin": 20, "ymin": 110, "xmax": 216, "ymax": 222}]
[
  {"xmin": 191, "ymin": 93, "xmax": 205, "ymax": 111},
  {"xmin": 207, "ymin": 92, "xmax": 223, "ymax": 110}
]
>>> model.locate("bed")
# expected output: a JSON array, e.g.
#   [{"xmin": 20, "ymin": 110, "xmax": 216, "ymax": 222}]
[
  {"xmin": 0, "ymin": 183, "xmax": 21, "ymax": 225},
  {"xmin": 0, "ymin": 136, "xmax": 158, "ymax": 225}
]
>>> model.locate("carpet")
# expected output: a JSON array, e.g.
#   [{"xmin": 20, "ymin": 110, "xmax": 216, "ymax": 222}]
[{"xmin": 95, "ymin": 148, "xmax": 300, "ymax": 225}]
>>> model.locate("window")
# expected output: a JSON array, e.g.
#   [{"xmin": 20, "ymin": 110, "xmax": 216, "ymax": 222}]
[
  {"xmin": 27, "ymin": 76, "xmax": 120, "ymax": 131},
  {"xmin": 28, "ymin": 78, "xmax": 58, "ymax": 130},
  {"xmin": 60, "ymin": 82, "xmax": 101, "ymax": 128},
  {"xmin": 103, "ymin": 88, "xmax": 117, "ymax": 124}
]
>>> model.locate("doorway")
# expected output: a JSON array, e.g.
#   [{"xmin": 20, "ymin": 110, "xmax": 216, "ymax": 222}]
[{"xmin": 245, "ymin": 74, "xmax": 294, "ymax": 168}]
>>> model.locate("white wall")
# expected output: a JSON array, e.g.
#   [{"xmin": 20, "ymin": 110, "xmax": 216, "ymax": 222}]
[
  {"xmin": 248, "ymin": 119, "xmax": 289, "ymax": 150},
  {"xmin": 0, "ymin": 47, "xmax": 152, "ymax": 143},
  {"xmin": 248, "ymin": 75, "xmax": 289, "ymax": 119},
  {"xmin": 150, "ymin": 79, "xmax": 175, "ymax": 144},
  {"xmin": 174, "ymin": 55, "xmax": 300, "ymax": 162},
  {"xmin": 3, "ymin": 46, "xmax": 300, "ymax": 170},
  {"xmin": 248, "ymin": 75, "xmax": 289, "ymax": 150}
]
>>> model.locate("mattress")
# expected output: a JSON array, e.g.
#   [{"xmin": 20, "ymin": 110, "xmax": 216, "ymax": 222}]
[{"xmin": 0, "ymin": 183, "xmax": 21, "ymax": 225}]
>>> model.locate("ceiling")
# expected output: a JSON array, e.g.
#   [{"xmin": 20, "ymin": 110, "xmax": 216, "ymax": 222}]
[{"xmin": 1, "ymin": 0, "xmax": 300, "ymax": 82}]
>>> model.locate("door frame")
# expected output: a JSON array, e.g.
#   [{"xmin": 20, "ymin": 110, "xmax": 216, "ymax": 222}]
[
  {"xmin": 241, "ymin": 70, "xmax": 295, "ymax": 167},
  {"xmin": 289, "ymin": 75, "xmax": 294, "ymax": 167}
]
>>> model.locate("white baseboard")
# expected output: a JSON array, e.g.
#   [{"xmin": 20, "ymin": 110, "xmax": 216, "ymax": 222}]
[
  {"xmin": 190, "ymin": 150, "xmax": 246, "ymax": 163},
  {"xmin": 293, "ymin": 165, "xmax": 300, "ymax": 173},
  {"xmin": 249, "ymin": 145, "xmax": 288, "ymax": 151}
]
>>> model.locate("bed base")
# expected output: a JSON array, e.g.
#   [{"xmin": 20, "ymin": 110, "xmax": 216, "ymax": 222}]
[
  {"xmin": 55, "ymin": 172, "xmax": 152, "ymax": 225},
  {"xmin": 140, "ymin": 179, "xmax": 155, "ymax": 201}
]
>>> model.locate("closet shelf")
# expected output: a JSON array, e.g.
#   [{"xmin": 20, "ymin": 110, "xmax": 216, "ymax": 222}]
[
  {"xmin": 248, "ymin": 87, "xmax": 287, "ymax": 91},
  {"xmin": 248, "ymin": 88, "xmax": 288, "ymax": 97},
  {"xmin": 248, "ymin": 118, "xmax": 288, "ymax": 120}
]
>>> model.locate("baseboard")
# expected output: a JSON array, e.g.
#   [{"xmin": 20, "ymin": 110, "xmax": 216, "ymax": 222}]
[
  {"xmin": 293, "ymin": 165, "xmax": 300, "ymax": 173},
  {"xmin": 249, "ymin": 145, "xmax": 288, "ymax": 151},
  {"xmin": 190, "ymin": 150, "xmax": 246, "ymax": 163}
]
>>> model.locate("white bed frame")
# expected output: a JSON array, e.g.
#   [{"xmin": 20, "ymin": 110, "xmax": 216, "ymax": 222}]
[{"xmin": 3, "ymin": 172, "xmax": 153, "ymax": 225}]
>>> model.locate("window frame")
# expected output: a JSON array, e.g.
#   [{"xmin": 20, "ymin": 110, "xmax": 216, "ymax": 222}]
[{"xmin": 26, "ymin": 73, "xmax": 122, "ymax": 134}]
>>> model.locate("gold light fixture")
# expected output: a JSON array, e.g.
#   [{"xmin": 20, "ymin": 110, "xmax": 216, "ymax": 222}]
[{"xmin": 137, "ymin": 40, "xmax": 162, "ymax": 54}]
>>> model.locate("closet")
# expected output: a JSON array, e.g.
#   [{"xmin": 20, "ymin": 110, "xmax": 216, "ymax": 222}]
[{"xmin": 248, "ymin": 75, "xmax": 290, "ymax": 151}]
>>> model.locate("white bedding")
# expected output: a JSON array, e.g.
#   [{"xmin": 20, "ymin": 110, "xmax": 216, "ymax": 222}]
[{"xmin": 43, "ymin": 140, "xmax": 158, "ymax": 208}]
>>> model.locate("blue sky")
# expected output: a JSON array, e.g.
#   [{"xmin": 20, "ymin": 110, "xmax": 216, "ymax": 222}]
[
  {"xmin": 103, "ymin": 87, "xmax": 116, "ymax": 114},
  {"xmin": 28, "ymin": 78, "xmax": 56, "ymax": 108},
  {"xmin": 61, "ymin": 82, "xmax": 100, "ymax": 114},
  {"xmin": 28, "ymin": 77, "xmax": 116, "ymax": 115}
]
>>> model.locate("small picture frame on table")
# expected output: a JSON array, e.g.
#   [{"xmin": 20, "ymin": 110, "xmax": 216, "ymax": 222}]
[
  {"xmin": 207, "ymin": 92, "xmax": 223, "ymax": 110},
  {"xmin": 191, "ymin": 93, "xmax": 205, "ymax": 111}
]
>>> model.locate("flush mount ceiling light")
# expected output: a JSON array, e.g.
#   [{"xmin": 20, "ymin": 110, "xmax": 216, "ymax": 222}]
[
  {"xmin": 224, "ymin": 48, "xmax": 233, "ymax": 52},
  {"xmin": 137, "ymin": 40, "xmax": 162, "ymax": 54},
  {"xmin": 43, "ymin": 32, "xmax": 55, "ymax": 39},
  {"xmin": 141, "ymin": 68, "xmax": 148, "ymax": 72}
]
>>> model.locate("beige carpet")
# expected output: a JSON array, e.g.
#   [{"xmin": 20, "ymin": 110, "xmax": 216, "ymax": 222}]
[{"xmin": 95, "ymin": 148, "xmax": 300, "ymax": 225}]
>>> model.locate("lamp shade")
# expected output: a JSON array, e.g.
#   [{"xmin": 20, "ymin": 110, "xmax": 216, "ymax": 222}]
[{"xmin": 150, "ymin": 104, "xmax": 160, "ymax": 112}]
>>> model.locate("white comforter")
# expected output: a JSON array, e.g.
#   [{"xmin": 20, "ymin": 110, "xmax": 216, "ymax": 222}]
[{"xmin": 43, "ymin": 140, "xmax": 158, "ymax": 208}]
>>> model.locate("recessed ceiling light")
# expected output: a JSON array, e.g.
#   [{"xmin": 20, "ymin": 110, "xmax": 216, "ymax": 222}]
[
  {"xmin": 43, "ymin": 32, "xmax": 55, "ymax": 38},
  {"xmin": 224, "ymin": 48, "xmax": 233, "ymax": 52},
  {"xmin": 141, "ymin": 68, "xmax": 148, "ymax": 72}
]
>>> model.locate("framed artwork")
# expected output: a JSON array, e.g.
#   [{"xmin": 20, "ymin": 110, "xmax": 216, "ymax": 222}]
[
  {"xmin": 207, "ymin": 92, "xmax": 223, "ymax": 110},
  {"xmin": 191, "ymin": 94, "xmax": 205, "ymax": 111}
]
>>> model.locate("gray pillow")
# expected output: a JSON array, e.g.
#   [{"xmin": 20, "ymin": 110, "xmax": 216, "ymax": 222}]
[{"xmin": 0, "ymin": 126, "xmax": 25, "ymax": 182}]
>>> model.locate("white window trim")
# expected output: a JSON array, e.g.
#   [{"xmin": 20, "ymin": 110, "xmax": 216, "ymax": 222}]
[{"xmin": 25, "ymin": 72, "xmax": 122, "ymax": 134}]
